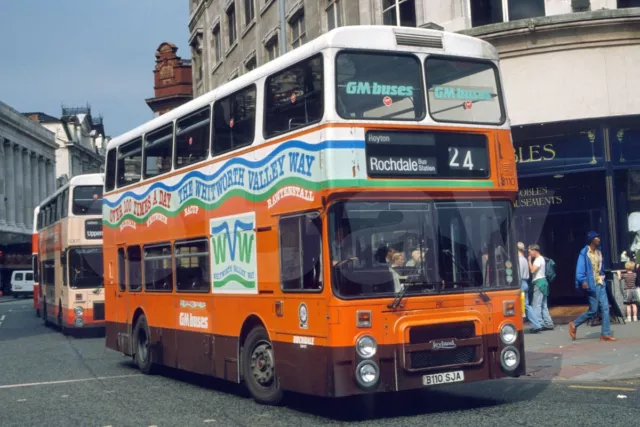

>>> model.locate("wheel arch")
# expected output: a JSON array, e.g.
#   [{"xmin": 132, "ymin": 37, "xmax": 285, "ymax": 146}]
[{"xmin": 237, "ymin": 313, "xmax": 270, "ymax": 381}]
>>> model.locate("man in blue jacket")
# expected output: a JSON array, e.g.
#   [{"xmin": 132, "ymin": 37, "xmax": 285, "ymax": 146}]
[{"xmin": 569, "ymin": 231, "xmax": 616, "ymax": 341}]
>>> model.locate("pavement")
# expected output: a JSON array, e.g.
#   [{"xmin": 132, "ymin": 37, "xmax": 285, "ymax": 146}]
[
  {"xmin": 523, "ymin": 316, "xmax": 640, "ymax": 382},
  {"xmin": 1, "ymin": 298, "xmax": 640, "ymax": 426}
]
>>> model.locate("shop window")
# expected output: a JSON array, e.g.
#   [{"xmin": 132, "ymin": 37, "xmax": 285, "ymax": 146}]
[
  {"xmin": 244, "ymin": 0, "xmax": 255, "ymax": 25},
  {"xmin": 327, "ymin": 0, "xmax": 343, "ymax": 30},
  {"xmin": 117, "ymin": 138, "xmax": 142, "ymax": 188},
  {"xmin": 266, "ymin": 37, "xmax": 279, "ymax": 61},
  {"xmin": 290, "ymin": 11, "xmax": 306, "ymax": 48},
  {"xmin": 618, "ymin": 0, "xmax": 640, "ymax": 8},
  {"xmin": 144, "ymin": 243, "xmax": 173, "ymax": 292},
  {"xmin": 144, "ymin": 124, "xmax": 174, "ymax": 179},
  {"xmin": 212, "ymin": 85, "xmax": 256, "ymax": 154},
  {"xmin": 382, "ymin": 0, "xmax": 416, "ymax": 27},
  {"xmin": 279, "ymin": 212, "xmax": 323, "ymax": 292},
  {"xmin": 175, "ymin": 106, "xmax": 210, "ymax": 169},
  {"xmin": 264, "ymin": 54, "xmax": 323, "ymax": 138},
  {"xmin": 127, "ymin": 245, "xmax": 142, "ymax": 292},
  {"xmin": 507, "ymin": 0, "xmax": 545, "ymax": 21},
  {"xmin": 212, "ymin": 24, "xmax": 222, "ymax": 65},
  {"xmin": 175, "ymin": 239, "xmax": 211, "ymax": 292},
  {"xmin": 227, "ymin": 3, "xmax": 237, "ymax": 46},
  {"xmin": 470, "ymin": 0, "xmax": 504, "ymax": 27}
]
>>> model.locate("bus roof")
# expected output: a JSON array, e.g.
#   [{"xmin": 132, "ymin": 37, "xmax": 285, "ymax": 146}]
[
  {"xmin": 106, "ymin": 25, "xmax": 499, "ymax": 152},
  {"xmin": 38, "ymin": 173, "xmax": 104, "ymax": 208}
]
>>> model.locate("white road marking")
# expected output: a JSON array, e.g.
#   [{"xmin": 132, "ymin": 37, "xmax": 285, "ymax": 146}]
[
  {"xmin": 204, "ymin": 420, "xmax": 217, "ymax": 423},
  {"xmin": 61, "ymin": 395, "xmax": 69, "ymax": 398},
  {"xmin": 1, "ymin": 315, "xmax": 5, "ymax": 321},
  {"xmin": 17, "ymin": 399, "xmax": 27, "ymax": 402},
  {"xmin": 0, "ymin": 374, "xmax": 142, "ymax": 390}
]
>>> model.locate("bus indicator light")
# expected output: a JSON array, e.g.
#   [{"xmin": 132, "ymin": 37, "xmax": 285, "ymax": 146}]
[
  {"xmin": 464, "ymin": 100, "xmax": 473, "ymax": 110},
  {"xmin": 383, "ymin": 96, "xmax": 392, "ymax": 106}
]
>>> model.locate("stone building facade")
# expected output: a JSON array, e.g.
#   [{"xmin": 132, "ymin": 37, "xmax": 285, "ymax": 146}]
[{"xmin": 0, "ymin": 100, "xmax": 57, "ymax": 292}]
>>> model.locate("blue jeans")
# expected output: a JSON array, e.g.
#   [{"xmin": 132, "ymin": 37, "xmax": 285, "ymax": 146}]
[
  {"xmin": 574, "ymin": 285, "xmax": 612, "ymax": 336},
  {"xmin": 522, "ymin": 280, "xmax": 541, "ymax": 329},
  {"xmin": 532, "ymin": 284, "xmax": 554, "ymax": 328}
]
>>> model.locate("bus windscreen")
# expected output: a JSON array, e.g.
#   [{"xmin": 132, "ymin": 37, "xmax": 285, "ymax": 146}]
[
  {"xmin": 68, "ymin": 247, "xmax": 104, "ymax": 288},
  {"xmin": 73, "ymin": 186, "xmax": 103, "ymax": 215},
  {"xmin": 329, "ymin": 200, "xmax": 517, "ymax": 299}
]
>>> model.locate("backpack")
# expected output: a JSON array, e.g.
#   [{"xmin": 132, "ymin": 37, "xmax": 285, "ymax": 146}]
[{"xmin": 544, "ymin": 257, "xmax": 556, "ymax": 283}]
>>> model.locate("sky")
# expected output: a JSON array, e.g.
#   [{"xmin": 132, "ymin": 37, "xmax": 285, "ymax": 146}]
[{"xmin": 0, "ymin": 0, "xmax": 190, "ymax": 137}]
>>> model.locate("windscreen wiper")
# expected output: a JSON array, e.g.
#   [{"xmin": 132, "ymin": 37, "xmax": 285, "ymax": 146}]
[
  {"xmin": 387, "ymin": 284, "xmax": 408, "ymax": 310},
  {"xmin": 441, "ymin": 250, "xmax": 491, "ymax": 302}
]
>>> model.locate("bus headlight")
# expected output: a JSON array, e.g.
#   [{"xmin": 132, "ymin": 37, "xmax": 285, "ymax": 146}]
[
  {"xmin": 500, "ymin": 323, "xmax": 517, "ymax": 345},
  {"xmin": 355, "ymin": 360, "xmax": 379, "ymax": 388},
  {"xmin": 356, "ymin": 335, "xmax": 377, "ymax": 358},
  {"xmin": 74, "ymin": 306, "xmax": 84, "ymax": 316},
  {"xmin": 500, "ymin": 346, "xmax": 520, "ymax": 371},
  {"xmin": 74, "ymin": 317, "xmax": 84, "ymax": 327}
]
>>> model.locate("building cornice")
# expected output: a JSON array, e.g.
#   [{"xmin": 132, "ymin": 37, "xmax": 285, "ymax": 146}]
[
  {"xmin": 460, "ymin": 8, "xmax": 640, "ymax": 59},
  {"xmin": 0, "ymin": 102, "xmax": 57, "ymax": 150}
]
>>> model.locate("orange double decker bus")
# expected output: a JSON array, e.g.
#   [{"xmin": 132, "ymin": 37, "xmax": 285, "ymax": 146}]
[
  {"xmin": 37, "ymin": 174, "xmax": 105, "ymax": 333},
  {"xmin": 33, "ymin": 205, "xmax": 40, "ymax": 316},
  {"xmin": 103, "ymin": 26, "xmax": 523, "ymax": 405}
]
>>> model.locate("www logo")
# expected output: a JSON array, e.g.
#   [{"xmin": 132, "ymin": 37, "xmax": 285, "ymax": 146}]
[
  {"xmin": 210, "ymin": 212, "xmax": 258, "ymax": 294},
  {"xmin": 211, "ymin": 220, "xmax": 254, "ymax": 264}
]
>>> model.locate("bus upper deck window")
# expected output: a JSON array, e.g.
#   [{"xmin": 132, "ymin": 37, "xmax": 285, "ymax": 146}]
[{"xmin": 175, "ymin": 106, "xmax": 210, "ymax": 169}]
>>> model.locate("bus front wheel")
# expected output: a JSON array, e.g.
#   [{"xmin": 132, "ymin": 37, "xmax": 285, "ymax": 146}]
[
  {"xmin": 43, "ymin": 303, "xmax": 51, "ymax": 327},
  {"xmin": 133, "ymin": 315, "xmax": 155, "ymax": 375},
  {"xmin": 242, "ymin": 326, "xmax": 283, "ymax": 405}
]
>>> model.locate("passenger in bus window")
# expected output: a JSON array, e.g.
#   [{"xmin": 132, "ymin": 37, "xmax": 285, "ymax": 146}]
[
  {"xmin": 331, "ymin": 228, "xmax": 359, "ymax": 267},
  {"xmin": 390, "ymin": 252, "xmax": 406, "ymax": 269}
]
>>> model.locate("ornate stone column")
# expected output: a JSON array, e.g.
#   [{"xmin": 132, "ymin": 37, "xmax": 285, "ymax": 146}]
[
  {"xmin": 32, "ymin": 152, "xmax": 40, "ymax": 210},
  {"xmin": 15, "ymin": 145, "xmax": 25, "ymax": 229},
  {"xmin": 5, "ymin": 141, "xmax": 16, "ymax": 227},
  {"xmin": 23, "ymin": 148, "xmax": 32, "ymax": 229},
  {"xmin": 46, "ymin": 160, "xmax": 55, "ymax": 195},
  {"xmin": 0, "ymin": 141, "xmax": 6, "ymax": 226},
  {"xmin": 39, "ymin": 156, "xmax": 47, "ymax": 203}
]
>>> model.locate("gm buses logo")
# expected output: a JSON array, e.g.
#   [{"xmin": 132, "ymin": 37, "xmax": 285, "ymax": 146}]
[
  {"xmin": 178, "ymin": 312, "xmax": 209, "ymax": 329},
  {"xmin": 346, "ymin": 81, "xmax": 414, "ymax": 97},
  {"xmin": 433, "ymin": 85, "xmax": 492, "ymax": 101},
  {"xmin": 210, "ymin": 212, "xmax": 258, "ymax": 294}
]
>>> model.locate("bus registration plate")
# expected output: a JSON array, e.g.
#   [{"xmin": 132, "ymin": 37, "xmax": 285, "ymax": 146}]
[{"xmin": 422, "ymin": 371, "xmax": 464, "ymax": 386}]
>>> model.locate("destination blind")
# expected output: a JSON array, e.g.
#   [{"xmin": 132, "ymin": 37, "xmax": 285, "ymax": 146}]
[{"xmin": 365, "ymin": 130, "xmax": 489, "ymax": 179}]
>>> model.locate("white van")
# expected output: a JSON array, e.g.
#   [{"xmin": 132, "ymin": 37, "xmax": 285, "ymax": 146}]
[{"xmin": 11, "ymin": 270, "xmax": 34, "ymax": 298}]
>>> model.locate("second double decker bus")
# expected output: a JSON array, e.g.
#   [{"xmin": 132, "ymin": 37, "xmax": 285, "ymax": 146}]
[
  {"xmin": 103, "ymin": 26, "xmax": 523, "ymax": 405},
  {"xmin": 37, "ymin": 174, "xmax": 105, "ymax": 333}
]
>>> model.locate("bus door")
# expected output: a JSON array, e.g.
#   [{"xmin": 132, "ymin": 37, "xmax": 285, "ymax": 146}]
[
  {"xmin": 273, "ymin": 211, "xmax": 329, "ymax": 394},
  {"xmin": 115, "ymin": 246, "xmax": 131, "ymax": 353}
]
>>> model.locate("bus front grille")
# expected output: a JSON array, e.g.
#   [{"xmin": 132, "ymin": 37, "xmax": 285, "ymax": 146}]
[
  {"xmin": 409, "ymin": 347, "xmax": 477, "ymax": 370},
  {"xmin": 409, "ymin": 321, "xmax": 475, "ymax": 344},
  {"xmin": 93, "ymin": 302, "xmax": 105, "ymax": 321}
]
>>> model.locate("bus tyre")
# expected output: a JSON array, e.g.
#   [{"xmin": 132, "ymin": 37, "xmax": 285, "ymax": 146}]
[
  {"xmin": 133, "ymin": 315, "xmax": 155, "ymax": 375},
  {"xmin": 43, "ymin": 303, "xmax": 51, "ymax": 327},
  {"xmin": 242, "ymin": 326, "xmax": 283, "ymax": 406}
]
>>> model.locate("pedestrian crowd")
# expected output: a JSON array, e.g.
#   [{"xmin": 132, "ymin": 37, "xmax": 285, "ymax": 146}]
[{"xmin": 519, "ymin": 231, "xmax": 640, "ymax": 343}]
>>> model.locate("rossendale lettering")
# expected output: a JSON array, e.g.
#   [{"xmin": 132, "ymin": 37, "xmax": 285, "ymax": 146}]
[{"xmin": 346, "ymin": 81, "xmax": 413, "ymax": 97}]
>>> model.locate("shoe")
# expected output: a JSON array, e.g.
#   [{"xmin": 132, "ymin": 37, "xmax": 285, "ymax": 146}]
[
  {"xmin": 600, "ymin": 335, "xmax": 617, "ymax": 342},
  {"xmin": 569, "ymin": 321, "xmax": 577, "ymax": 340},
  {"xmin": 627, "ymin": 317, "xmax": 632, "ymax": 323},
  {"xmin": 542, "ymin": 325, "xmax": 555, "ymax": 331},
  {"xmin": 529, "ymin": 328, "xmax": 542, "ymax": 334},
  {"xmin": 634, "ymin": 316, "xmax": 638, "ymax": 322}
]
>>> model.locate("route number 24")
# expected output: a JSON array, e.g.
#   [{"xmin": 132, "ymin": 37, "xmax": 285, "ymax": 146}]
[{"xmin": 448, "ymin": 147, "xmax": 474, "ymax": 170}]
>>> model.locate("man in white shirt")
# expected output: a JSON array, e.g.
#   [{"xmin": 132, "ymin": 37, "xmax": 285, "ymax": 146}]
[
  {"xmin": 519, "ymin": 242, "xmax": 540, "ymax": 330},
  {"xmin": 528, "ymin": 244, "xmax": 554, "ymax": 332}
]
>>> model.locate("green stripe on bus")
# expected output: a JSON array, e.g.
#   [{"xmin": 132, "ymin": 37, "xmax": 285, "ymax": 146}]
[{"xmin": 102, "ymin": 177, "xmax": 494, "ymax": 228}]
